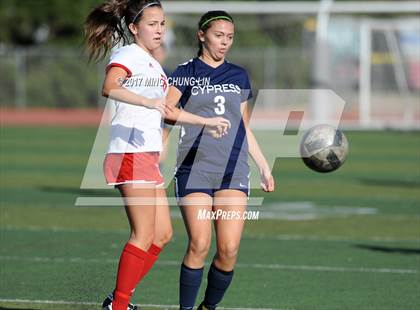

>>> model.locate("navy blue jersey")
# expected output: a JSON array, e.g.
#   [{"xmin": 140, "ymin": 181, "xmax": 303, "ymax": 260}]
[{"xmin": 170, "ymin": 58, "xmax": 252, "ymax": 174}]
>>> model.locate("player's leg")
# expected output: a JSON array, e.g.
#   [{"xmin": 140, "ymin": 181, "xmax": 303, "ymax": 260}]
[
  {"xmin": 111, "ymin": 184, "xmax": 157, "ymax": 310},
  {"xmin": 153, "ymin": 187, "xmax": 173, "ymax": 248},
  {"xmin": 179, "ymin": 192, "xmax": 213, "ymax": 310},
  {"xmin": 141, "ymin": 153, "xmax": 173, "ymax": 280},
  {"xmin": 119, "ymin": 187, "xmax": 173, "ymax": 305},
  {"xmin": 213, "ymin": 189, "xmax": 247, "ymax": 270},
  {"xmin": 199, "ymin": 189, "xmax": 247, "ymax": 310},
  {"xmin": 141, "ymin": 187, "xmax": 173, "ymax": 280},
  {"xmin": 181, "ymin": 192, "xmax": 213, "ymax": 267}
]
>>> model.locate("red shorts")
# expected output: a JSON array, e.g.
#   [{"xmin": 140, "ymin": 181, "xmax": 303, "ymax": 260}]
[{"xmin": 103, "ymin": 152, "xmax": 164, "ymax": 186}]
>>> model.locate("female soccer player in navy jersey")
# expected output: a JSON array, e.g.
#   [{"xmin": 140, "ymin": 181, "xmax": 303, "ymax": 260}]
[
  {"xmin": 165, "ymin": 10, "xmax": 275, "ymax": 310},
  {"xmin": 85, "ymin": 2, "xmax": 230, "ymax": 309}
]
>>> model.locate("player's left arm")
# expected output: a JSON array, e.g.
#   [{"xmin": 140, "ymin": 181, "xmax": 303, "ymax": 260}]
[{"xmin": 241, "ymin": 101, "xmax": 275, "ymax": 192}]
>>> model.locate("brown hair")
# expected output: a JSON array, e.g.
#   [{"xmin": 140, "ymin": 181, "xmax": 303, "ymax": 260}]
[{"xmin": 84, "ymin": 0, "xmax": 161, "ymax": 62}]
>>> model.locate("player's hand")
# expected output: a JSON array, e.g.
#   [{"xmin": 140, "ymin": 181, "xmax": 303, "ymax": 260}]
[
  {"xmin": 164, "ymin": 103, "xmax": 175, "ymax": 116},
  {"xmin": 146, "ymin": 98, "xmax": 166, "ymax": 115},
  {"xmin": 260, "ymin": 168, "xmax": 275, "ymax": 192},
  {"xmin": 205, "ymin": 127, "xmax": 223, "ymax": 139},
  {"xmin": 205, "ymin": 117, "xmax": 231, "ymax": 135}
]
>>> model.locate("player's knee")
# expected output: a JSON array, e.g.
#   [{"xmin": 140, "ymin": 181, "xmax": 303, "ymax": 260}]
[
  {"xmin": 163, "ymin": 227, "xmax": 173, "ymax": 245},
  {"xmin": 154, "ymin": 228, "xmax": 173, "ymax": 248},
  {"xmin": 188, "ymin": 237, "xmax": 211, "ymax": 258},
  {"xmin": 218, "ymin": 242, "xmax": 239, "ymax": 261},
  {"xmin": 129, "ymin": 231, "xmax": 155, "ymax": 250}
]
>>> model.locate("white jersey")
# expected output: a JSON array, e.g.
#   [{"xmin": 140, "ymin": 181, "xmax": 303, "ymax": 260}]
[{"xmin": 106, "ymin": 43, "xmax": 168, "ymax": 153}]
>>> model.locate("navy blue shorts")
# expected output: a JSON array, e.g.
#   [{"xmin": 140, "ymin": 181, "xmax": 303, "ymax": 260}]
[{"xmin": 174, "ymin": 169, "xmax": 249, "ymax": 199}]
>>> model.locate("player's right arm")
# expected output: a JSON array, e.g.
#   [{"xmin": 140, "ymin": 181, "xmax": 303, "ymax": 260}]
[
  {"xmin": 102, "ymin": 67, "xmax": 165, "ymax": 114},
  {"xmin": 165, "ymin": 85, "xmax": 230, "ymax": 133}
]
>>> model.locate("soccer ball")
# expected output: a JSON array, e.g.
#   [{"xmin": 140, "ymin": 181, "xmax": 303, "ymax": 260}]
[{"xmin": 300, "ymin": 124, "xmax": 349, "ymax": 173}]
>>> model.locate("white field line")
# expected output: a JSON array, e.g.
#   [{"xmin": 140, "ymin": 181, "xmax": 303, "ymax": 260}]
[
  {"xmin": 0, "ymin": 298, "xmax": 285, "ymax": 310},
  {"xmin": 0, "ymin": 256, "xmax": 417, "ymax": 275},
  {"xmin": 243, "ymin": 233, "xmax": 420, "ymax": 243},
  {"xmin": 2, "ymin": 226, "xmax": 419, "ymax": 244}
]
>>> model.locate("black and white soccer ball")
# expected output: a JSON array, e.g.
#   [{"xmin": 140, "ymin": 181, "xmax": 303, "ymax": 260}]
[{"xmin": 300, "ymin": 124, "xmax": 349, "ymax": 173}]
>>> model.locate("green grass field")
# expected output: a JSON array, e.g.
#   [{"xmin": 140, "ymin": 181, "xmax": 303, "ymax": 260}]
[{"xmin": 0, "ymin": 127, "xmax": 419, "ymax": 310}]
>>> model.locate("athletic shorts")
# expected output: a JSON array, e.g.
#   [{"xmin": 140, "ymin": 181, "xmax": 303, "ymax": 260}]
[
  {"xmin": 174, "ymin": 169, "xmax": 249, "ymax": 199},
  {"xmin": 104, "ymin": 152, "xmax": 164, "ymax": 186}
]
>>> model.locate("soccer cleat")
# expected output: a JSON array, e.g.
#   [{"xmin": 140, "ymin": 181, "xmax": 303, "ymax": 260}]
[
  {"xmin": 197, "ymin": 302, "xmax": 211, "ymax": 310},
  {"xmin": 102, "ymin": 293, "xmax": 138, "ymax": 310}
]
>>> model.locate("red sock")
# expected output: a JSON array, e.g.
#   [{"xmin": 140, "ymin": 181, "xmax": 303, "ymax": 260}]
[
  {"xmin": 112, "ymin": 243, "xmax": 148, "ymax": 310},
  {"xmin": 142, "ymin": 244, "xmax": 162, "ymax": 279},
  {"xmin": 130, "ymin": 243, "xmax": 162, "ymax": 297},
  {"xmin": 129, "ymin": 244, "xmax": 162, "ymax": 298}
]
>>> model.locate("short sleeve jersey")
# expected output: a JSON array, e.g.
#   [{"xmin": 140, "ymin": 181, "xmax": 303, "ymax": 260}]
[
  {"xmin": 106, "ymin": 43, "xmax": 168, "ymax": 153},
  {"xmin": 169, "ymin": 58, "xmax": 252, "ymax": 174}
]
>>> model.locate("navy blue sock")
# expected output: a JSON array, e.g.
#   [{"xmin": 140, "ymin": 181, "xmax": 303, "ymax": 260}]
[
  {"xmin": 203, "ymin": 264, "xmax": 234, "ymax": 310},
  {"xmin": 180, "ymin": 263, "xmax": 204, "ymax": 310}
]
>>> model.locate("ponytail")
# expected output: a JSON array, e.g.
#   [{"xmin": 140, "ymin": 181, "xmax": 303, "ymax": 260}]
[
  {"xmin": 84, "ymin": 0, "xmax": 162, "ymax": 62},
  {"xmin": 84, "ymin": 0, "xmax": 128, "ymax": 62}
]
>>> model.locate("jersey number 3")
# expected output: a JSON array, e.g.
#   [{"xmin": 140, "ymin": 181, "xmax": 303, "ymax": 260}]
[{"xmin": 214, "ymin": 95, "xmax": 226, "ymax": 115}]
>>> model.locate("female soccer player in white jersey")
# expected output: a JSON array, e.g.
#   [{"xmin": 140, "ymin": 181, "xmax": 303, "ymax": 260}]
[
  {"xmin": 165, "ymin": 10, "xmax": 275, "ymax": 310},
  {"xmin": 85, "ymin": 2, "xmax": 230, "ymax": 309}
]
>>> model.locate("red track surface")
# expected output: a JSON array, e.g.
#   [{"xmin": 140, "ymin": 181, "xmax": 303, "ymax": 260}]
[{"xmin": 0, "ymin": 108, "xmax": 103, "ymax": 127}]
